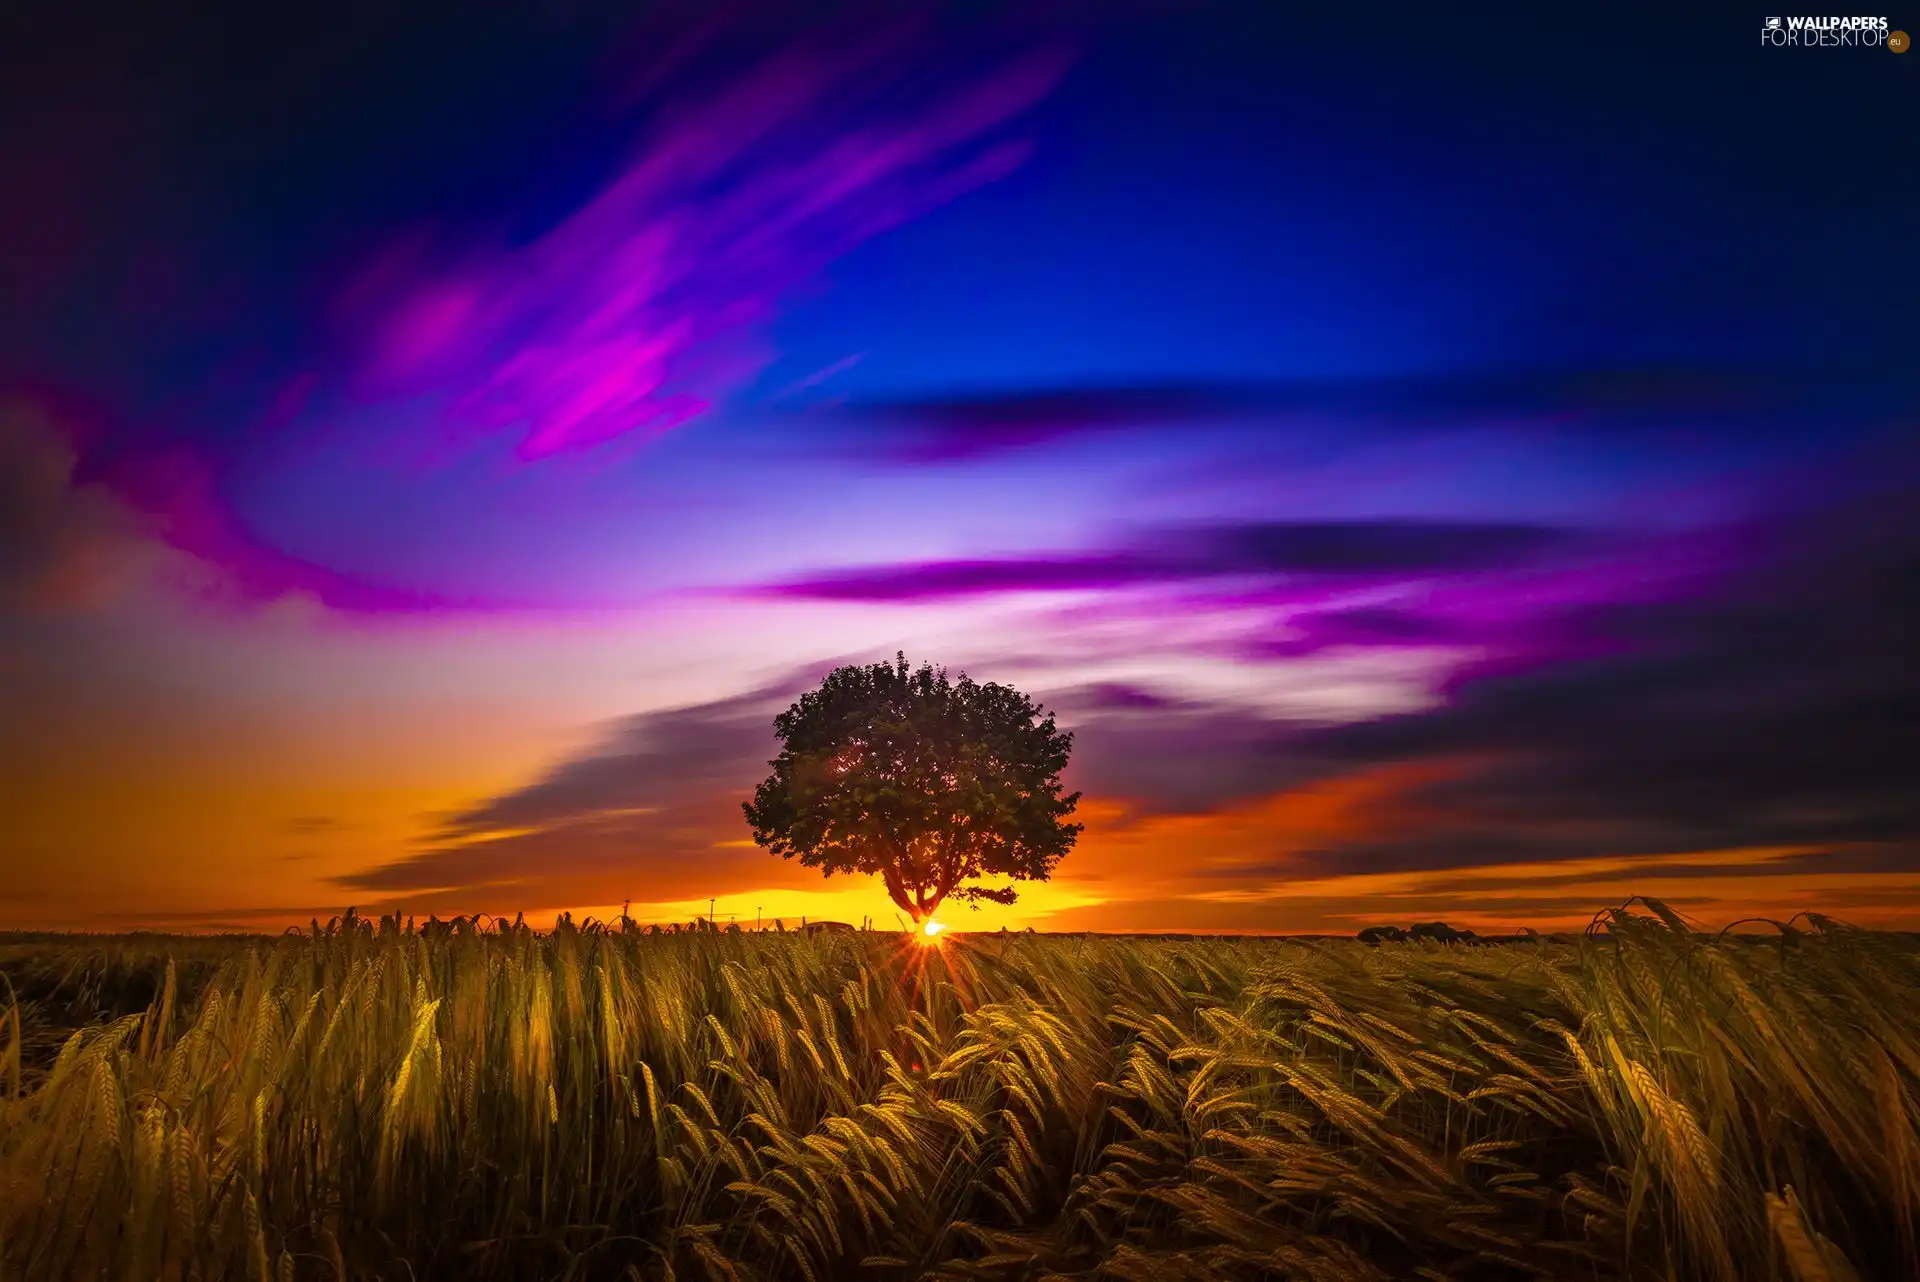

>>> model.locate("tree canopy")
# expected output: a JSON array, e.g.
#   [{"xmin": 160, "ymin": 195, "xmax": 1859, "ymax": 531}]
[{"xmin": 743, "ymin": 654, "xmax": 1081, "ymax": 923}]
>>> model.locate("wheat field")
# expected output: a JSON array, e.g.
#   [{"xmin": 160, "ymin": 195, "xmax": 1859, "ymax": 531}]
[{"xmin": 1, "ymin": 900, "xmax": 1916, "ymax": 1281}]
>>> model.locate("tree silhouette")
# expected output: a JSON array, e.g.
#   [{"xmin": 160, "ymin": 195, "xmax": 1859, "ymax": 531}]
[{"xmin": 744, "ymin": 654, "xmax": 1081, "ymax": 924}]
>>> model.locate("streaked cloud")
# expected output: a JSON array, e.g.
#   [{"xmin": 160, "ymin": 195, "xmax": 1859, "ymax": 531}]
[
  {"xmin": 815, "ymin": 368, "xmax": 1913, "ymax": 464},
  {"xmin": 10, "ymin": 18, "xmax": 1074, "ymax": 614},
  {"xmin": 338, "ymin": 39, "xmax": 1069, "ymax": 460},
  {"xmin": 752, "ymin": 518, "xmax": 1586, "ymax": 602}
]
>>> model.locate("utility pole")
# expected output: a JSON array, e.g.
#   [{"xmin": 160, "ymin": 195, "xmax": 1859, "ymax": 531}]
[{"xmin": 709, "ymin": 896, "xmax": 715, "ymax": 930}]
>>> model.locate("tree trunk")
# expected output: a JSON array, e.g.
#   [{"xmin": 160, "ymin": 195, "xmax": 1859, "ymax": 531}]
[
  {"xmin": 884, "ymin": 877, "xmax": 925, "ymax": 923},
  {"xmin": 882, "ymin": 861, "xmax": 952, "ymax": 924}
]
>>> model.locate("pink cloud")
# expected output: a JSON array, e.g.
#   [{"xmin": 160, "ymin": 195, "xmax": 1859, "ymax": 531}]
[
  {"xmin": 103, "ymin": 450, "xmax": 458, "ymax": 613},
  {"xmin": 341, "ymin": 36, "xmax": 1070, "ymax": 461},
  {"xmin": 35, "ymin": 24, "xmax": 1071, "ymax": 612}
]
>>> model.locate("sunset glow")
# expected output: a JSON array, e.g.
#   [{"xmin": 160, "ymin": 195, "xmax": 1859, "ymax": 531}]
[{"xmin": 0, "ymin": 5, "xmax": 1914, "ymax": 935}]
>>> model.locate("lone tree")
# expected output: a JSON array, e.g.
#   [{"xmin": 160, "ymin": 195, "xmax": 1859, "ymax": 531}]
[{"xmin": 744, "ymin": 654, "xmax": 1081, "ymax": 924}]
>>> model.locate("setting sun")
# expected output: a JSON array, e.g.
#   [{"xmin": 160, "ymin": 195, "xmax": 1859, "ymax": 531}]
[{"xmin": 919, "ymin": 919, "xmax": 946, "ymax": 942}]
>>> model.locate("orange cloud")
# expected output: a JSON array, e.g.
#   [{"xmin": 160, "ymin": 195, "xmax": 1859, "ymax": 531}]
[{"xmin": 1035, "ymin": 767, "xmax": 1920, "ymax": 934}]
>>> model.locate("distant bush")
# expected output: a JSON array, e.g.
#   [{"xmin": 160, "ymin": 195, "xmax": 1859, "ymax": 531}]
[{"xmin": 1356, "ymin": 924, "xmax": 1408, "ymax": 944}]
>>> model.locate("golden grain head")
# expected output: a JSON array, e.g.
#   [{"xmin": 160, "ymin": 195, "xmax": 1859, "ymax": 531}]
[{"xmin": 0, "ymin": 900, "xmax": 1914, "ymax": 1280}]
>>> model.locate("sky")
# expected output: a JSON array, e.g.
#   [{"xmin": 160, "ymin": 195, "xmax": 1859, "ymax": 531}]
[{"xmin": 1, "ymin": 1, "xmax": 1916, "ymax": 933}]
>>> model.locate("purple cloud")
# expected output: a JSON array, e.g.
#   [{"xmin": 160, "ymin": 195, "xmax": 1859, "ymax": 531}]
[
  {"xmin": 336, "ymin": 35, "xmax": 1070, "ymax": 461},
  {"xmin": 1252, "ymin": 607, "xmax": 1466, "ymax": 657},
  {"xmin": 1055, "ymin": 682, "xmax": 1186, "ymax": 712},
  {"xmin": 760, "ymin": 554, "xmax": 1158, "ymax": 601},
  {"xmin": 28, "ymin": 21, "xmax": 1073, "ymax": 613},
  {"xmin": 820, "ymin": 368, "xmax": 1913, "ymax": 464},
  {"xmin": 1276, "ymin": 480, "xmax": 1920, "ymax": 876},
  {"xmin": 754, "ymin": 519, "xmax": 1583, "ymax": 602}
]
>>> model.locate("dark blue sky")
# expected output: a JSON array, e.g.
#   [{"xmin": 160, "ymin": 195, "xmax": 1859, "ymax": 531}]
[{"xmin": 769, "ymin": 4, "xmax": 1916, "ymax": 391}]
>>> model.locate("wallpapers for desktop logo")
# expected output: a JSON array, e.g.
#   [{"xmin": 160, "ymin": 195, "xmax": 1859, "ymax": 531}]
[{"xmin": 1759, "ymin": 14, "xmax": 1907, "ymax": 48}]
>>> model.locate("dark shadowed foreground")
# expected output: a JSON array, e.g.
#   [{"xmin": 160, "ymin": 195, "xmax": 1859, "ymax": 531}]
[{"xmin": 2, "ymin": 904, "xmax": 1915, "ymax": 1280}]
